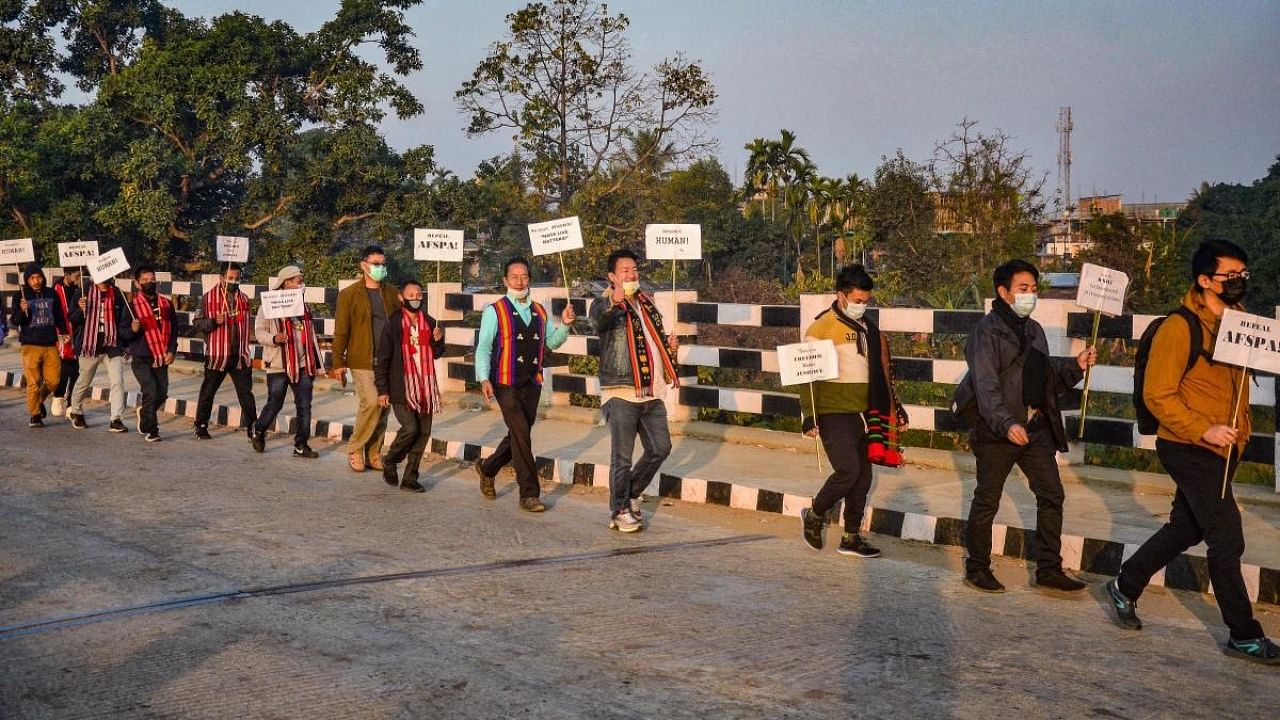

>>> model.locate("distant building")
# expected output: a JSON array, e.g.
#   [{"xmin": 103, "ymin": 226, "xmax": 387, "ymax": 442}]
[{"xmin": 1038, "ymin": 194, "xmax": 1186, "ymax": 259}]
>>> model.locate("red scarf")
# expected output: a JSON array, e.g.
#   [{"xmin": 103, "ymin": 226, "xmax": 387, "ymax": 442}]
[
  {"xmin": 81, "ymin": 284, "xmax": 118, "ymax": 357},
  {"xmin": 280, "ymin": 308, "xmax": 319, "ymax": 383},
  {"xmin": 400, "ymin": 310, "xmax": 440, "ymax": 414},
  {"xmin": 53, "ymin": 282, "xmax": 78, "ymax": 360},
  {"xmin": 132, "ymin": 292, "xmax": 173, "ymax": 368},
  {"xmin": 202, "ymin": 286, "xmax": 251, "ymax": 371}
]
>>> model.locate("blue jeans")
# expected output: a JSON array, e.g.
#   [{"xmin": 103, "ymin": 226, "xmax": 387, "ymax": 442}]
[
  {"xmin": 602, "ymin": 398, "xmax": 672, "ymax": 517},
  {"xmin": 254, "ymin": 372, "xmax": 314, "ymax": 446}
]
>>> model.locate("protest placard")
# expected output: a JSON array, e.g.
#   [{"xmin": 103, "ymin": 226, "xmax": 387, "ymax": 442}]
[
  {"xmin": 413, "ymin": 228, "xmax": 465, "ymax": 262},
  {"xmin": 216, "ymin": 235, "xmax": 250, "ymax": 263},
  {"xmin": 91, "ymin": 248, "xmax": 130, "ymax": 284},
  {"xmin": 258, "ymin": 288, "xmax": 306, "ymax": 319},
  {"xmin": 58, "ymin": 241, "xmax": 99, "ymax": 267},
  {"xmin": 644, "ymin": 224, "xmax": 702, "ymax": 261},
  {"xmin": 527, "ymin": 217, "xmax": 584, "ymax": 256}
]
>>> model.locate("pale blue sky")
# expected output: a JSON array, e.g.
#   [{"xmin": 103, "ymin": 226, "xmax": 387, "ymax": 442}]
[{"xmin": 170, "ymin": 0, "xmax": 1280, "ymax": 203}]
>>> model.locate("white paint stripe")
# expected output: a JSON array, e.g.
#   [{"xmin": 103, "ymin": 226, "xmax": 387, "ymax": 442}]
[
  {"xmin": 680, "ymin": 477, "xmax": 707, "ymax": 504},
  {"xmin": 1060, "ymin": 534, "xmax": 1085, "ymax": 571},
  {"xmin": 781, "ymin": 494, "xmax": 808, "ymax": 518},
  {"xmin": 900, "ymin": 512, "xmax": 937, "ymax": 542},
  {"xmin": 876, "ymin": 308, "xmax": 935, "ymax": 334},
  {"xmin": 729, "ymin": 484, "xmax": 758, "ymax": 510}
]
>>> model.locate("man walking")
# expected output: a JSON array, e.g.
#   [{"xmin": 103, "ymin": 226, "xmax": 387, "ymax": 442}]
[
  {"xmin": 332, "ymin": 245, "xmax": 401, "ymax": 472},
  {"xmin": 119, "ymin": 266, "xmax": 176, "ymax": 442},
  {"xmin": 589, "ymin": 249, "xmax": 677, "ymax": 532},
  {"xmin": 192, "ymin": 264, "xmax": 258, "ymax": 440},
  {"xmin": 251, "ymin": 265, "xmax": 321, "ymax": 458},
  {"xmin": 955, "ymin": 259, "xmax": 1095, "ymax": 594},
  {"xmin": 797, "ymin": 264, "xmax": 907, "ymax": 556},
  {"xmin": 375, "ymin": 280, "xmax": 446, "ymax": 492},
  {"xmin": 473, "ymin": 257, "xmax": 573, "ymax": 512},
  {"xmin": 1101, "ymin": 240, "xmax": 1279, "ymax": 665},
  {"xmin": 68, "ymin": 277, "xmax": 130, "ymax": 432},
  {"xmin": 51, "ymin": 269, "xmax": 85, "ymax": 419},
  {"xmin": 9, "ymin": 265, "xmax": 67, "ymax": 427}
]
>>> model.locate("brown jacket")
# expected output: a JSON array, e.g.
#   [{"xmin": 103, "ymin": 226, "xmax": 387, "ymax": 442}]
[
  {"xmin": 332, "ymin": 279, "xmax": 401, "ymax": 371},
  {"xmin": 1144, "ymin": 288, "xmax": 1251, "ymax": 458}
]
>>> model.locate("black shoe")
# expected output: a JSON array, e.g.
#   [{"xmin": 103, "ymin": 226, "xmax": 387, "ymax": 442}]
[
  {"xmin": 383, "ymin": 464, "xmax": 400, "ymax": 486},
  {"xmin": 400, "ymin": 477, "xmax": 426, "ymax": 493},
  {"xmin": 246, "ymin": 426, "xmax": 255, "ymax": 442},
  {"xmin": 1102, "ymin": 578, "xmax": 1143, "ymax": 630},
  {"xmin": 403, "ymin": 452, "xmax": 423, "ymax": 486},
  {"xmin": 37, "ymin": 404, "xmax": 47, "ymax": 420},
  {"xmin": 70, "ymin": 414, "xmax": 88, "ymax": 429},
  {"xmin": 251, "ymin": 430, "xmax": 265, "ymax": 453},
  {"xmin": 293, "ymin": 443, "xmax": 319, "ymax": 459},
  {"xmin": 800, "ymin": 507, "xmax": 826, "ymax": 551},
  {"xmin": 108, "ymin": 419, "xmax": 127, "ymax": 433},
  {"xmin": 964, "ymin": 569, "xmax": 1006, "ymax": 593},
  {"xmin": 520, "ymin": 497, "xmax": 547, "ymax": 512},
  {"xmin": 1224, "ymin": 637, "xmax": 1280, "ymax": 665},
  {"xmin": 194, "ymin": 426, "xmax": 212, "ymax": 440},
  {"xmin": 836, "ymin": 533, "xmax": 881, "ymax": 558},
  {"xmin": 475, "ymin": 460, "xmax": 496, "ymax": 499},
  {"xmin": 28, "ymin": 415, "xmax": 43, "ymax": 428},
  {"xmin": 145, "ymin": 430, "xmax": 162, "ymax": 443},
  {"xmin": 1036, "ymin": 569, "xmax": 1087, "ymax": 593}
]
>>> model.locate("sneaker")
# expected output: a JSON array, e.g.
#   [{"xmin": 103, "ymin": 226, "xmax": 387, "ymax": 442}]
[
  {"xmin": 964, "ymin": 569, "xmax": 1006, "ymax": 594},
  {"xmin": 519, "ymin": 497, "xmax": 547, "ymax": 513},
  {"xmin": 108, "ymin": 419, "xmax": 127, "ymax": 433},
  {"xmin": 145, "ymin": 430, "xmax": 162, "ymax": 443},
  {"xmin": 293, "ymin": 443, "xmax": 319, "ymax": 459},
  {"xmin": 51, "ymin": 397, "xmax": 66, "ymax": 418},
  {"xmin": 193, "ymin": 426, "xmax": 212, "ymax": 440},
  {"xmin": 251, "ymin": 430, "xmax": 266, "ymax": 453},
  {"xmin": 246, "ymin": 427, "xmax": 255, "ymax": 442},
  {"xmin": 836, "ymin": 533, "xmax": 882, "ymax": 558},
  {"xmin": 28, "ymin": 415, "xmax": 43, "ymax": 428},
  {"xmin": 38, "ymin": 404, "xmax": 47, "ymax": 420},
  {"xmin": 1103, "ymin": 578, "xmax": 1142, "ymax": 630},
  {"xmin": 609, "ymin": 511, "xmax": 643, "ymax": 533},
  {"xmin": 1035, "ymin": 569, "xmax": 1087, "ymax": 593},
  {"xmin": 1224, "ymin": 637, "xmax": 1280, "ymax": 665},
  {"xmin": 800, "ymin": 507, "xmax": 826, "ymax": 551},
  {"xmin": 383, "ymin": 463, "xmax": 399, "ymax": 486},
  {"xmin": 71, "ymin": 414, "xmax": 88, "ymax": 430},
  {"xmin": 475, "ymin": 461, "xmax": 497, "ymax": 499},
  {"xmin": 629, "ymin": 497, "xmax": 644, "ymax": 521}
]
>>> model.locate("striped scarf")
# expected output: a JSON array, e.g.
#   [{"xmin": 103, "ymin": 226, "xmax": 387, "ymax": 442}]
[
  {"xmin": 400, "ymin": 310, "xmax": 440, "ymax": 414},
  {"xmin": 202, "ymin": 286, "xmax": 251, "ymax": 371},
  {"xmin": 621, "ymin": 292, "xmax": 678, "ymax": 398},
  {"xmin": 132, "ymin": 292, "xmax": 173, "ymax": 368},
  {"xmin": 80, "ymin": 284, "xmax": 118, "ymax": 357},
  {"xmin": 281, "ymin": 308, "xmax": 319, "ymax": 384}
]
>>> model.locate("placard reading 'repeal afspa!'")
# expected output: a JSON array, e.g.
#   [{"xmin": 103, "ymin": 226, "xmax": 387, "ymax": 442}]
[
  {"xmin": 413, "ymin": 228, "xmax": 465, "ymax": 262},
  {"xmin": 644, "ymin": 224, "xmax": 702, "ymax": 260},
  {"xmin": 58, "ymin": 241, "xmax": 99, "ymax": 267},
  {"xmin": 527, "ymin": 217, "xmax": 584, "ymax": 256},
  {"xmin": 1076, "ymin": 263, "xmax": 1129, "ymax": 317},
  {"xmin": 1213, "ymin": 309, "xmax": 1280, "ymax": 375},
  {"xmin": 777, "ymin": 340, "xmax": 840, "ymax": 386},
  {"xmin": 0, "ymin": 237, "xmax": 36, "ymax": 264}
]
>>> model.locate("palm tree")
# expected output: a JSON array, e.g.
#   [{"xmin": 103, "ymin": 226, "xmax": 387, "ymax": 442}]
[
  {"xmin": 744, "ymin": 138, "xmax": 773, "ymax": 217},
  {"xmin": 808, "ymin": 175, "xmax": 841, "ymax": 277}
]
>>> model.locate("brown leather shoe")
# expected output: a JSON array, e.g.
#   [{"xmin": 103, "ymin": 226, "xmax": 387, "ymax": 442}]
[
  {"xmin": 475, "ymin": 461, "xmax": 497, "ymax": 499},
  {"xmin": 348, "ymin": 453, "xmax": 366, "ymax": 472},
  {"xmin": 368, "ymin": 454, "xmax": 385, "ymax": 471},
  {"xmin": 519, "ymin": 497, "xmax": 546, "ymax": 513}
]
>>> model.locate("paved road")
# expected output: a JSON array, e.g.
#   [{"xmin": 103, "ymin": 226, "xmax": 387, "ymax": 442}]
[{"xmin": 0, "ymin": 393, "xmax": 1276, "ymax": 719}]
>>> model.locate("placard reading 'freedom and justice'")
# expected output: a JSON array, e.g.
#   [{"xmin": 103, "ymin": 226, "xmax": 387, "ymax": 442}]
[
  {"xmin": 644, "ymin": 224, "xmax": 702, "ymax": 260},
  {"xmin": 777, "ymin": 340, "xmax": 841, "ymax": 386},
  {"xmin": 413, "ymin": 228, "xmax": 465, "ymax": 262},
  {"xmin": 1077, "ymin": 263, "xmax": 1130, "ymax": 317},
  {"xmin": 527, "ymin": 217, "xmax": 584, "ymax": 256},
  {"xmin": 1213, "ymin": 308, "xmax": 1280, "ymax": 375},
  {"xmin": 258, "ymin": 288, "xmax": 306, "ymax": 319},
  {"xmin": 58, "ymin": 241, "xmax": 100, "ymax": 267},
  {"xmin": 0, "ymin": 237, "xmax": 36, "ymax": 265},
  {"xmin": 216, "ymin": 235, "xmax": 250, "ymax": 263},
  {"xmin": 90, "ymin": 248, "xmax": 130, "ymax": 284}
]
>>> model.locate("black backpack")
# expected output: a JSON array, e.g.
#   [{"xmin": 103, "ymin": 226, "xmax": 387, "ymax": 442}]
[{"xmin": 1133, "ymin": 306, "xmax": 1209, "ymax": 435}]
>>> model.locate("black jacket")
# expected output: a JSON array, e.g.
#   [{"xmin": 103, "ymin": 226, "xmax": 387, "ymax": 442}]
[
  {"xmin": 375, "ymin": 309, "xmax": 445, "ymax": 406},
  {"xmin": 53, "ymin": 279, "xmax": 85, "ymax": 348},
  {"xmin": 118, "ymin": 294, "xmax": 178, "ymax": 363},
  {"xmin": 588, "ymin": 291, "xmax": 676, "ymax": 389},
  {"xmin": 8, "ymin": 269, "xmax": 67, "ymax": 347}
]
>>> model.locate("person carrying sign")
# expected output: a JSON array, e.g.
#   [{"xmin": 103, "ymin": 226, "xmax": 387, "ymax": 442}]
[
  {"xmin": 50, "ymin": 269, "xmax": 85, "ymax": 419},
  {"xmin": 375, "ymin": 280, "xmax": 446, "ymax": 492},
  {"xmin": 798, "ymin": 264, "xmax": 906, "ymax": 557},
  {"xmin": 251, "ymin": 265, "xmax": 321, "ymax": 459},
  {"xmin": 954, "ymin": 259, "xmax": 1096, "ymax": 594},
  {"xmin": 68, "ymin": 277, "xmax": 130, "ymax": 432},
  {"xmin": 1102, "ymin": 240, "xmax": 1279, "ymax": 665},
  {"xmin": 473, "ymin": 256, "xmax": 573, "ymax": 512},
  {"xmin": 192, "ymin": 264, "xmax": 258, "ymax": 440},
  {"xmin": 119, "ymin": 266, "xmax": 177, "ymax": 442},
  {"xmin": 8, "ymin": 265, "xmax": 67, "ymax": 427}
]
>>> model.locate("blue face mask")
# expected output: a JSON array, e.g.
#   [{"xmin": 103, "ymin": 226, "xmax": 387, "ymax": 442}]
[{"xmin": 1010, "ymin": 293, "xmax": 1037, "ymax": 318}]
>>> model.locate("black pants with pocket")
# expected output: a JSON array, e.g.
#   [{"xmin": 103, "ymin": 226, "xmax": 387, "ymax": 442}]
[
  {"xmin": 481, "ymin": 383, "xmax": 542, "ymax": 499},
  {"xmin": 810, "ymin": 413, "xmax": 874, "ymax": 533}
]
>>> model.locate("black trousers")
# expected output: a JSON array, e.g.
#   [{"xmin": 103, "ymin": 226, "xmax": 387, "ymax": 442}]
[
  {"xmin": 481, "ymin": 383, "xmax": 542, "ymax": 499},
  {"xmin": 810, "ymin": 413, "xmax": 873, "ymax": 533},
  {"xmin": 54, "ymin": 357, "xmax": 80, "ymax": 400},
  {"xmin": 964, "ymin": 417, "xmax": 1065, "ymax": 575},
  {"xmin": 1119, "ymin": 440, "xmax": 1263, "ymax": 641},
  {"xmin": 130, "ymin": 360, "xmax": 169, "ymax": 435},
  {"xmin": 386, "ymin": 404, "xmax": 434, "ymax": 465},
  {"xmin": 195, "ymin": 363, "xmax": 257, "ymax": 429}
]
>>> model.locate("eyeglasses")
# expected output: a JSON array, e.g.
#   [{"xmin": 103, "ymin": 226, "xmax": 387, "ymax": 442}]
[{"xmin": 1211, "ymin": 271, "xmax": 1250, "ymax": 280}]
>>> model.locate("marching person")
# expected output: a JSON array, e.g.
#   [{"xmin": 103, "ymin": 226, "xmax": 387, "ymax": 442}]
[
  {"xmin": 797, "ymin": 264, "xmax": 907, "ymax": 556},
  {"xmin": 119, "ymin": 266, "xmax": 177, "ymax": 442},
  {"xmin": 68, "ymin": 277, "xmax": 130, "ymax": 432},
  {"xmin": 375, "ymin": 280, "xmax": 446, "ymax": 492},
  {"xmin": 251, "ymin": 265, "xmax": 321, "ymax": 458},
  {"xmin": 50, "ymin": 269, "xmax": 85, "ymax": 419},
  {"xmin": 331, "ymin": 245, "xmax": 401, "ymax": 473},
  {"xmin": 589, "ymin": 249, "xmax": 677, "ymax": 533},
  {"xmin": 192, "ymin": 264, "xmax": 258, "ymax": 440},
  {"xmin": 473, "ymin": 256, "xmax": 573, "ymax": 512},
  {"xmin": 955, "ymin": 259, "xmax": 1095, "ymax": 594},
  {"xmin": 9, "ymin": 265, "xmax": 67, "ymax": 427},
  {"xmin": 1102, "ymin": 240, "xmax": 1279, "ymax": 665}
]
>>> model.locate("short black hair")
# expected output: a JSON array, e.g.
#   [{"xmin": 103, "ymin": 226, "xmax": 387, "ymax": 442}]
[
  {"xmin": 993, "ymin": 259, "xmax": 1039, "ymax": 292},
  {"xmin": 607, "ymin": 249, "xmax": 639, "ymax": 273},
  {"xmin": 504, "ymin": 256, "xmax": 531, "ymax": 276},
  {"xmin": 1191, "ymin": 239, "xmax": 1249, "ymax": 286},
  {"xmin": 361, "ymin": 245, "xmax": 385, "ymax": 261},
  {"xmin": 401, "ymin": 279, "xmax": 423, "ymax": 292},
  {"xmin": 224, "ymin": 263, "xmax": 241, "ymax": 274},
  {"xmin": 834, "ymin": 264, "xmax": 874, "ymax": 293},
  {"xmin": 135, "ymin": 265, "xmax": 156, "ymax": 279}
]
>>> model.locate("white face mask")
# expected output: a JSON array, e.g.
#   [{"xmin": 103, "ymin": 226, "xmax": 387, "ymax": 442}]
[
  {"xmin": 622, "ymin": 281, "xmax": 640, "ymax": 296},
  {"xmin": 841, "ymin": 302, "xmax": 867, "ymax": 321},
  {"xmin": 507, "ymin": 288, "xmax": 530, "ymax": 302},
  {"xmin": 1010, "ymin": 293, "xmax": 1037, "ymax": 318}
]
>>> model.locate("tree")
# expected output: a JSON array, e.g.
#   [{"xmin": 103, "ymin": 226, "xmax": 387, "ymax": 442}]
[{"xmin": 866, "ymin": 150, "xmax": 937, "ymax": 301}]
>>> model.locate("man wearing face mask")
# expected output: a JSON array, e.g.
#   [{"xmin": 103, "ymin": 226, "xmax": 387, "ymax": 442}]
[
  {"xmin": 375, "ymin": 280, "xmax": 446, "ymax": 492},
  {"xmin": 473, "ymin": 256, "xmax": 573, "ymax": 512},
  {"xmin": 119, "ymin": 266, "xmax": 177, "ymax": 442},
  {"xmin": 1101, "ymin": 240, "xmax": 1279, "ymax": 665},
  {"xmin": 68, "ymin": 277, "xmax": 130, "ymax": 432},
  {"xmin": 798, "ymin": 264, "xmax": 906, "ymax": 556},
  {"xmin": 332, "ymin": 245, "xmax": 401, "ymax": 472},
  {"xmin": 251, "ymin": 265, "xmax": 321, "ymax": 458},
  {"xmin": 51, "ymin": 268, "xmax": 85, "ymax": 420},
  {"xmin": 954, "ymin": 259, "xmax": 1096, "ymax": 594},
  {"xmin": 192, "ymin": 264, "xmax": 258, "ymax": 440}
]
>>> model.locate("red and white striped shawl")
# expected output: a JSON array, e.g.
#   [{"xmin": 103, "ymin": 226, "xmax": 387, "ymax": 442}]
[{"xmin": 202, "ymin": 286, "xmax": 251, "ymax": 371}]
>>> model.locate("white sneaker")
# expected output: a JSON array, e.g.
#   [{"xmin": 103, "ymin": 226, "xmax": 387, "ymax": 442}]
[
  {"xmin": 609, "ymin": 511, "xmax": 643, "ymax": 533},
  {"xmin": 629, "ymin": 497, "xmax": 644, "ymax": 521},
  {"xmin": 50, "ymin": 397, "xmax": 66, "ymax": 418}
]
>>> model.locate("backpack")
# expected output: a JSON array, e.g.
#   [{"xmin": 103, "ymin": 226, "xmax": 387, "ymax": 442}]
[{"xmin": 1133, "ymin": 306, "xmax": 1209, "ymax": 435}]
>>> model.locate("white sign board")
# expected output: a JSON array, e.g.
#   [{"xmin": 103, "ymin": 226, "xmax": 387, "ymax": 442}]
[
  {"xmin": 1213, "ymin": 309, "xmax": 1280, "ymax": 375},
  {"xmin": 90, "ymin": 248, "xmax": 130, "ymax": 284},
  {"xmin": 58, "ymin": 241, "xmax": 100, "ymax": 267},
  {"xmin": 527, "ymin": 216, "xmax": 584, "ymax": 256},
  {"xmin": 644, "ymin": 224, "xmax": 702, "ymax": 260},
  {"xmin": 1077, "ymin": 263, "xmax": 1130, "ymax": 317},
  {"xmin": 258, "ymin": 288, "xmax": 305, "ymax": 319},
  {"xmin": 413, "ymin": 228, "xmax": 465, "ymax": 262},
  {"xmin": 216, "ymin": 235, "xmax": 249, "ymax": 263},
  {"xmin": 0, "ymin": 237, "xmax": 36, "ymax": 265},
  {"xmin": 777, "ymin": 340, "xmax": 841, "ymax": 386}
]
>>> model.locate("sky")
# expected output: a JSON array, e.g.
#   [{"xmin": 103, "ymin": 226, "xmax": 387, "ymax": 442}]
[{"xmin": 169, "ymin": 0, "xmax": 1280, "ymax": 204}]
